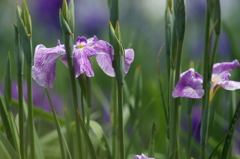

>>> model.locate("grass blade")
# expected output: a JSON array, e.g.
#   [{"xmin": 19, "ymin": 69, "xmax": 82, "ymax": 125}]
[
  {"xmin": 221, "ymin": 101, "xmax": 240, "ymax": 159},
  {"xmin": 45, "ymin": 89, "xmax": 72, "ymax": 159},
  {"xmin": 0, "ymin": 97, "xmax": 17, "ymax": 150},
  {"xmin": 0, "ymin": 131, "xmax": 19, "ymax": 159},
  {"xmin": 77, "ymin": 110, "xmax": 98, "ymax": 159}
]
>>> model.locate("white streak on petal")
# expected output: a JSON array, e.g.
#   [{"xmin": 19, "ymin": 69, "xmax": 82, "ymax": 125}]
[
  {"xmin": 124, "ymin": 49, "xmax": 134, "ymax": 75},
  {"xmin": 94, "ymin": 40, "xmax": 115, "ymax": 76},
  {"xmin": 32, "ymin": 44, "xmax": 65, "ymax": 88}
]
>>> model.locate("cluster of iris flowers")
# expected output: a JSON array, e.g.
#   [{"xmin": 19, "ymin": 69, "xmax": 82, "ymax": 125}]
[
  {"xmin": 32, "ymin": 36, "xmax": 134, "ymax": 88},
  {"xmin": 172, "ymin": 60, "xmax": 240, "ymax": 100}
]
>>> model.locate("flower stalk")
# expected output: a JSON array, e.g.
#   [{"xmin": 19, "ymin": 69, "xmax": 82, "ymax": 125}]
[
  {"xmin": 109, "ymin": 21, "xmax": 125, "ymax": 159},
  {"xmin": 14, "ymin": 24, "xmax": 25, "ymax": 159},
  {"xmin": 59, "ymin": 0, "xmax": 84, "ymax": 158},
  {"xmin": 16, "ymin": 1, "xmax": 34, "ymax": 158}
]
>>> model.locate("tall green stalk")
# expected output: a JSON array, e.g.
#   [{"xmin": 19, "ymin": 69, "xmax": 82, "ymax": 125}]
[
  {"xmin": 200, "ymin": 5, "xmax": 211, "ymax": 159},
  {"xmin": 26, "ymin": 65, "xmax": 35, "ymax": 159},
  {"xmin": 117, "ymin": 84, "xmax": 124, "ymax": 159},
  {"xmin": 111, "ymin": 79, "xmax": 118, "ymax": 159},
  {"xmin": 59, "ymin": 0, "xmax": 83, "ymax": 158},
  {"xmin": 14, "ymin": 23, "xmax": 25, "ymax": 159},
  {"xmin": 16, "ymin": 1, "xmax": 35, "ymax": 158}
]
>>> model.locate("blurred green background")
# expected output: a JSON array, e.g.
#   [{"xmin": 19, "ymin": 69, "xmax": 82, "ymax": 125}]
[{"xmin": 1, "ymin": 0, "xmax": 240, "ymax": 158}]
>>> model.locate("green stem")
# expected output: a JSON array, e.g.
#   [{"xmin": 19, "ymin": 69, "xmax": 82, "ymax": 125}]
[
  {"xmin": 45, "ymin": 89, "xmax": 66, "ymax": 159},
  {"xmin": 117, "ymin": 84, "xmax": 124, "ymax": 159},
  {"xmin": 80, "ymin": 93, "xmax": 85, "ymax": 123},
  {"xmin": 18, "ymin": 73, "xmax": 25, "ymax": 159},
  {"xmin": 112, "ymin": 79, "xmax": 118, "ymax": 159},
  {"xmin": 86, "ymin": 77, "xmax": 92, "ymax": 132},
  {"xmin": 201, "ymin": 5, "xmax": 211, "ymax": 159},
  {"xmin": 210, "ymin": 35, "xmax": 220, "ymax": 68},
  {"xmin": 27, "ymin": 65, "xmax": 34, "ymax": 159},
  {"xmin": 69, "ymin": 70, "xmax": 83, "ymax": 159}
]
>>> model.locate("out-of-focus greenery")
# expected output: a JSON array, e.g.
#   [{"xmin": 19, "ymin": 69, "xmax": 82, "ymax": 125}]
[{"xmin": 1, "ymin": 0, "xmax": 240, "ymax": 158}]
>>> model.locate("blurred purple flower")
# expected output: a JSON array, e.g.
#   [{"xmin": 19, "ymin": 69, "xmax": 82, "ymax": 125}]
[
  {"xmin": 32, "ymin": 0, "xmax": 108, "ymax": 36},
  {"xmin": 187, "ymin": 0, "xmax": 206, "ymax": 19},
  {"xmin": 172, "ymin": 68, "xmax": 204, "ymax": 98},
  {"xmin": 75, "ymin": 0, "xmax": 108, "ymax": 36},
  {"xmin": 32, "ymin": 0, "xmax": 64, "ymax": 32},
  {"xmin": 0, "ymin": 81, "xmax": 64, "ymax": 114},
  {"xmin": 32, "ymin": 35, "xmax": 134, "ymax": 88},
  {"xmin": 134, "ymin": 154, "xmax": 154, "ymax": 159},
  {"xmin": 191, "ymin": 105, "xmax": 202, "ymax": 143},
  {"xmin": 190, "ymin": 32, "xmax": 231, "ymax": 58}
]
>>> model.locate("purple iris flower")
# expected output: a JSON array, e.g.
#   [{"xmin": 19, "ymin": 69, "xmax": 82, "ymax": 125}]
[
  {"xmin": 134, "ymin": 154, "xmax": 154, "ymax": 159},
  {"xmin": 210, "ymin": 59, "xmax": 240, "ymax": 100},
  {"xmin": 32, "ymin": 36, "xmax": 134, "ymax": 88},
  {"xmin": 172, "ymin": 68, "xmax": 204, "ymax": 98}
]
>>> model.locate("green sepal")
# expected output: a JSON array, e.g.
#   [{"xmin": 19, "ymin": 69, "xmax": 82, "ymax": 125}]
[
  {"xmin": 115, "ymin": 21, "xmax": 122, "ymax": 44},
  {"xmin": 59, "ymin": 10, "xmax": 74, "ymax": 58},
  {"xmin": 166, "ymin": 0, "xmax": 172, "ymax": 13},
  {"xmin": 68, "ymin": 0, "xmax": 75, "ymax": 33},
  {"xmin": 59, "ymin": 11, "xmax": 72, "ymax": 34},
  {"xmin": 14, "ymin": 24, "xmax": 24, "ymax": 76},
  {"xmin": 211, "ymin": 0, "xmax": 221, "ymax": 35},
  {"xmin": 176, "ymin": 0, "xmax": 186, "ymax": 41},
  {"xmin": 61, "ymin": 0, "xmax": 69, "ymax": 22},
  {"xmin": 108, "ymin": 22, "xmax": 125, "ymax": 85},
  {"xmin": 16, "ymin": 4, "xmax": 32, "ymax": 66},
  {"xmin": 4, "ymin": 53, "xmax": 12, "ymax": 106},
  {"xmin": 22, "ymin": 0, "xmax": 32, "ymax": 35}
]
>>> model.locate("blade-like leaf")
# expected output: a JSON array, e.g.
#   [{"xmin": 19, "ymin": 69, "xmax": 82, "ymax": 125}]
[
  {"xmin": 221, "ymin": 101, "xmax": 240, "ymax": 159},
  {"xmin": 77, "ymin": 110, "xmax": 98, "ymax": 159},
  {"xmin": 0, "ymin": 131, "xmax": 19, "ymax": 159}
]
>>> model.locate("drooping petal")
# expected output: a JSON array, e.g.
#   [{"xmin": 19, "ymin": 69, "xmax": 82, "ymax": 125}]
[
  {"xmin": 94, "ymin": 40, "xmax": 115, "ymax": 77},
  {"xmin": 124, "ymin": 49, "xmax": 134, "ymax": 74},
  {"xmin": 220, "ymin": 80, "xmax": 240, "ymax": 90},
  {"xmin": 172, "ymin": 68, "xmax": 204, "ymax": 98},
  {"xmin": 211, "ymin": 60, "xmax": 240, "ymax": 90},
  {"xmin": 194, "ymin": 72, "xmax": 203, "ymax": 83},
  {"xmin": 134, "ymin": 154, "xmax": 154, "ymax": 159},
  {"xmin": 212, "ymin": 60, "xmax": 239, "ymax": 79},
  {"xmin": 32, "ymin": 44, "xmax": 66, "ymax": 88},
  {"xmin": 60, "ymin": 44, "xmax": 98, "ymax": 78}
]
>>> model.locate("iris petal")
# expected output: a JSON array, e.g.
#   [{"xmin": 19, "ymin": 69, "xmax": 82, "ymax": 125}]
[
  {"xmin": 124, "ymin": 49, "xmax": 134, "ymax": 74},
  {"xmin": 32, "ymin": 44, "xmax": 65, "ymax": 88},
  {"xmin": 94, "ymin": 40, "xmax": 115, "ymax": 76},
  {"xmin": 172, "ymin": 68, "xmax": 204, "ymax": 98},
  {"xmin": 220, "ymin": 80, "xmax": 240, "ymax": 90}
]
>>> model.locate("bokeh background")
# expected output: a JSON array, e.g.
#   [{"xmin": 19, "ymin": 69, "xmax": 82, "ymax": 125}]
[{"xmin": 1, "ymin": 0, "xmax": 240, "ymax": 158}]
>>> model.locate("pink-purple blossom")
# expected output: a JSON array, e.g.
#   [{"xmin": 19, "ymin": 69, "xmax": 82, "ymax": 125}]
[
  {"xmin": 134, "ymin": 154, "xmax": 154, "ymax": 159},
  {"xmin": 211, "ymin": 59, "xmax": 240, "ymax": 91},
  {"xmin": 172, "ymin": 68, "xmax": 204, "ymax": 98},
  {"xmin": 210, "ymin": 59, "xmax": 240, "ymax": 100},
  {"xmin": 32, "ymin": 36, "xmax": 134, "ymax": 88}
]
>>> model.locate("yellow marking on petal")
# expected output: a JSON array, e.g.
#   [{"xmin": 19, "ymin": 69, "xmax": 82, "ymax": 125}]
[
  {"xmin": 212, "ymin": 77, "xmax": 219, "ymax": 83},
  {"xmin": 87, "ymin": 44, "xmax": 91, "ymax": 46},
  {"xmin": 78, "ymin": 45, "xmax": 83, "ymax": 49}
]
